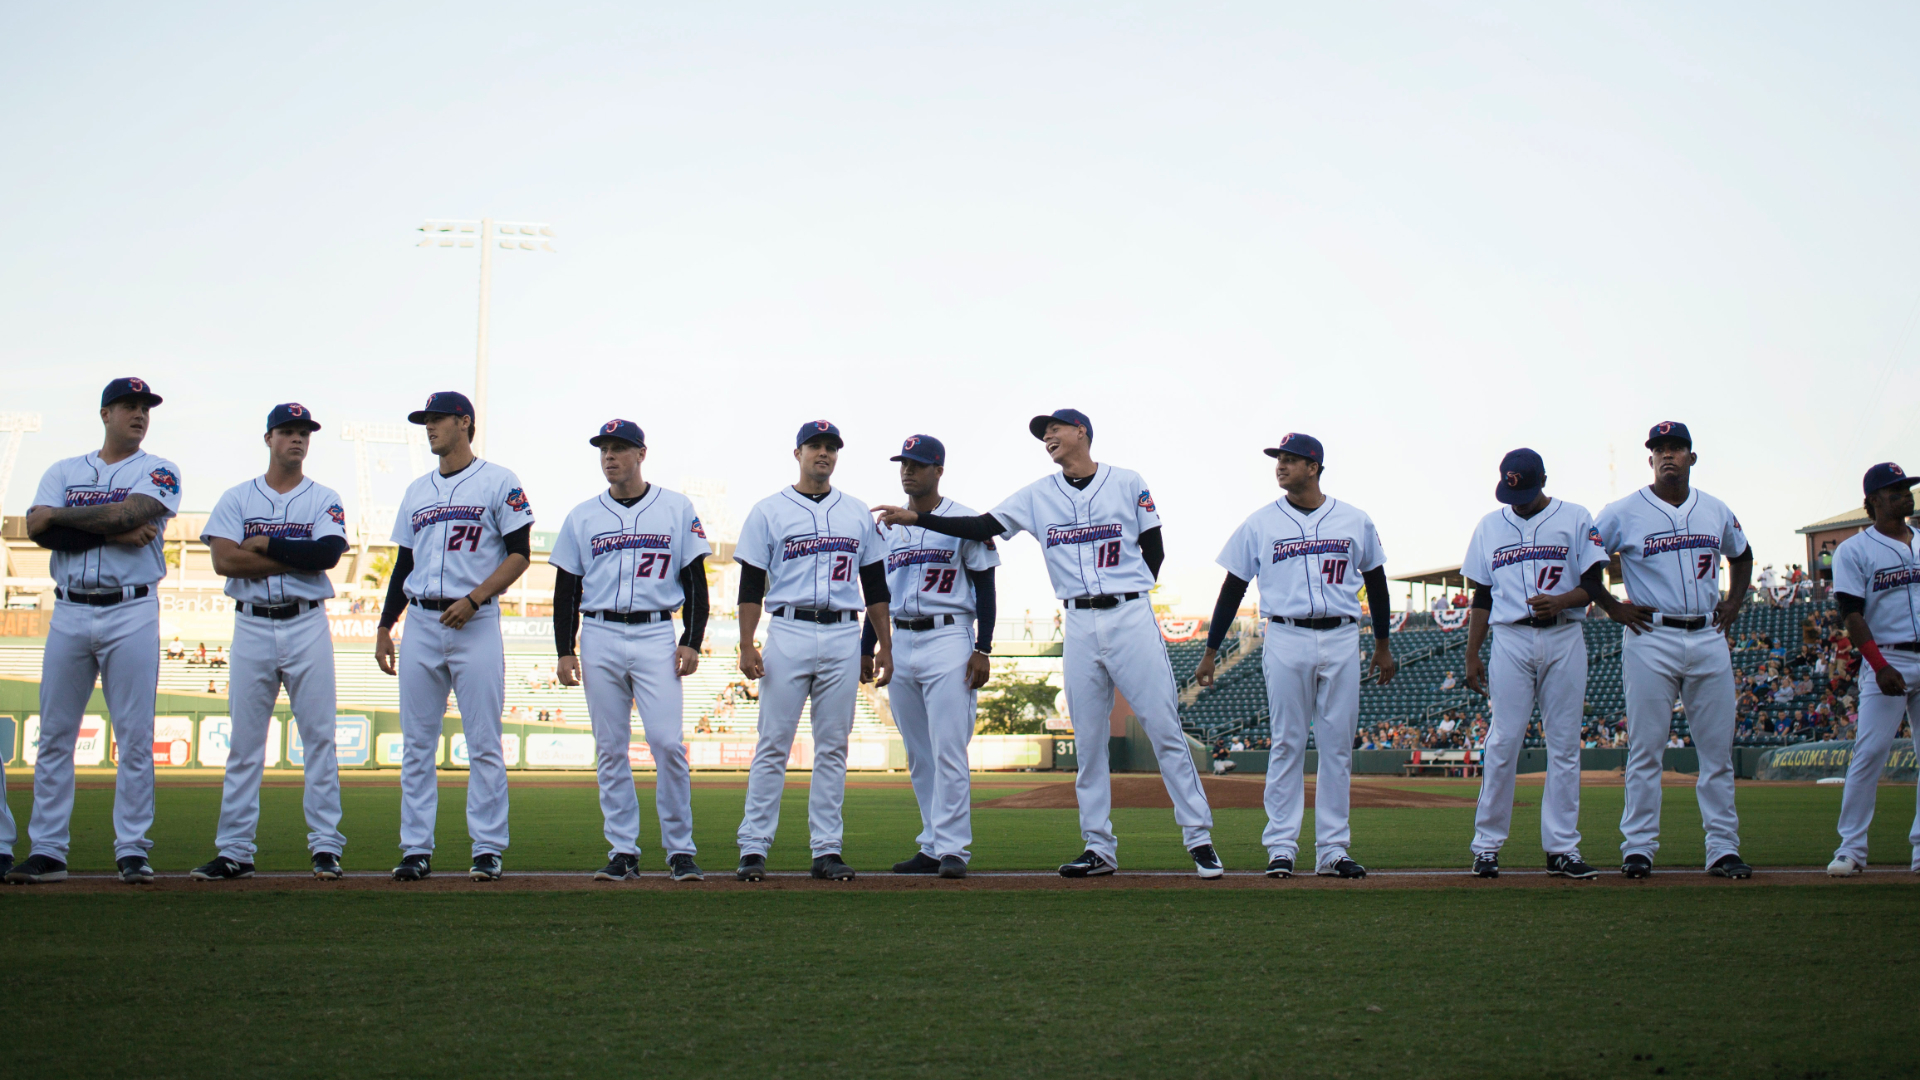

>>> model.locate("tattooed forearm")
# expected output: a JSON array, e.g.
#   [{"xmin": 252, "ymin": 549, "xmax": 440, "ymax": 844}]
[{"xmin": 47, "ymin": 494, "xmax": 167, "ymax": 535}]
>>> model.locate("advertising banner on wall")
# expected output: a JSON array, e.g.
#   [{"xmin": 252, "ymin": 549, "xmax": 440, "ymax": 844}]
[
  {"xmin": 153, "ymin": 716, "xmax": 194, "ymax": 767},
  {"xmin": 25, "ymin": 716, "xmax": 108, "ymax": 767},
  {"xmin": 198, "ymin": 716, "xmax": 232, "ymax": 768},
  {"xmin": 0, "ymin": 715, "xmax": 14, "ymax": 765},
  {"xmin": 291, "ymin": 718, "xmax": 379, "ymax": 768},
  {"xmin": 376, "ymin": 733, "xmax": 446, "ymax": 766},
  {"xmin": 449, "ymin": 733, "xmax": 522, "ymax": 768},
  {"xmin": 1757, "ymin": 739, "xmax": 1915, "ymax": 781},
  {"xmin": 524, "ymin": 731, "xmax": 595, "ymax": 768}
]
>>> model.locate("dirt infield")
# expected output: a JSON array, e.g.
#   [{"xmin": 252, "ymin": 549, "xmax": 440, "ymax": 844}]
[{"xmin": 976, "ymin": 774, "xmax": 1490, "ymax": 810}]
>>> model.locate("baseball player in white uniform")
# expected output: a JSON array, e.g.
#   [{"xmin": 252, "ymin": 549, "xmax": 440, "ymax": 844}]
[
  {"xmin": 1826, "ymin": 462, "xmax": 1920, "ymax": 877},
  {"xmin": 866, "ymin": 435, "xmax": 999, "ymax": 880},
  {"xmin": 1461, "ymin": 448, "xmax": 1608, "ymax": 879},
  {"xmin": 875, "ymin": 408, "xmax": 1221, "ymax": 879},
  {"xmin": 375, "ymin": 391, "xmax": 535, "ymax": 882},
  {"xmin": 1592, "ymin": 422, "xmax": 1754, "ymax": 878},
  {"xmin": 1195, "ymin": 433, "xmax": 1397, "ymax": 879},
  {"xmin": 550, "ymin": 419, "xmax": 712, "ymax": 883},
  {"xmin": 8, "ymin": 378, "xmax": 179, "ymax": 886},
  {"xmin": 733, "ymin": 421, "xmax": 892, "ymax": 882},
  {"xmin": 191, "ymin": 403, "xmax": 351, "ymax": 881}
]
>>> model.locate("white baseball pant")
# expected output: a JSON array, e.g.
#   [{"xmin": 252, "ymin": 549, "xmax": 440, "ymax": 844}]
[
  {"xmin": 0, "ymin": 754, "xmax": 15, "ymax": 857},
  {"xmin": 1833, "ymin": 648, "xmax": 1920, "ymax": 868},
  {"xmin": 1261, "ymin": 621, "xmax": 1360, "ymax": 867},
  {"xmin": 1472, "ymin": 621, "xmax": 1586, "ymax": 858},
  {"xmin": 1063, "ymin": 599, "xmax": 1213, "ymax": 863},
  {"xmin": 737, "ymin": 617, "xmax": 859, "ymax": 858},
  {"xmin": 579, "ymin": 616, "xmax": 694, "ymax": 861},
  {"xmin": 888, "ymin": 620, "xmax": 977, "ymax": 861},
  {"xmin": 31, "ymin": 595, "xmax": 160, "ymax": 861},
  {"xmin": 216, "ymin": 605, "xmax": 345, "ymax": 862},
  {"xmin": 398, "ymin": 604, "xmax": 509, "ymax": 859},
  {"xmin": 1619, "ymin": 624, "xmax": 1739, "ymax": 867}
]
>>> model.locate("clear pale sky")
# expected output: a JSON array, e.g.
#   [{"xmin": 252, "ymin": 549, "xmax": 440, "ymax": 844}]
[{"xmin": 4, "ymin": 3, "xmax": 1916, "ymax": 614}]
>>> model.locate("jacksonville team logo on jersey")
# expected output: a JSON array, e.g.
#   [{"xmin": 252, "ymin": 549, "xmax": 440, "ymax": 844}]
[
  {"xmin": 326, "ymin": 503, "xmax": 346, "ymax": 525},
  {"xmin": 782, "ymin": 535, "xmax": 860, "ymax": 561},
  {"xmin": 411, "ymin": 505, "xmax": 485, "ymax": 529},
  {"xmin": 243, "ymin": 521, "xmax": 314, "ymax": 540},
  {"xmin": 505, "ymin": 487, "xmax": 530, "ymax": 513},
  {"xmin": 1870, "ymin": 567, "xmax": 1920, "ymax": 593},
  {"xmin": 64, "ymin": 487, "xmax": 130, "ymax": 507},
  {"xmin": 1137, "ymin": 490, "xmax": 1156, "ymax": 513},
  {"xmin": 1272, "ymin": 538, "xmax": 1352, "ymax": 564},
  {"xmin": 147, "ymin": 467, "xmax": 179, "ymax": 496},
  {"xmin": 1490, "ymin": 544, "xmax": 1570, "ymax": 570},
  {"xmin": 888, "ymin": 548, "xmax": 955, "ymax": 571},
  {"xmin": 1587, "ymin": 527, "xmax": 1604, "ymax": 547},
  {"xmin": 691, "ymin": 516, "xmax": 707, "ymax": 539},
  {"xmin": 1641, "ymin": 533, "xmax": 1722, "ymax": 556},
  {"xmin": 1045, "ymin": 523, "xmax": 1123, "ymax": 548},
  {"xmin": 590, "ymin": 532, "xmax": 673, "ymax": 557}
]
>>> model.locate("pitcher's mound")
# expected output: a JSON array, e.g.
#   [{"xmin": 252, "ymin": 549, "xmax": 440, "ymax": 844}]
[{"xmin": 978, "ymin": 775, "xmax": 1485, "ymax": 810}]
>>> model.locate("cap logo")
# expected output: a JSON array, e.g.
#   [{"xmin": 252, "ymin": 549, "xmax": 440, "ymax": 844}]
[
  {"xmin": 425, "ymin": 394, "xmax": 436, "ymax": 409},
  {"xmin": 814, "ymin": 420, "xmax": 831, "ymax": 432},
  {"xmin": 1507, "ymin": 471, "xmax": 1522, "ymax": 488},
  {"xmin": 1894, "ymin": 464, "xmax": 1907, "ymax": 478},
  {"xmin": 902, "ymin": 436, "xmax": 920, "ymax": 452},
  {"xmin": 1657, "ymin": 422, "xmax": 1674, "ymax": 434},
  {"xmin": 604, "ymin": 420, "xmax": 620, "ymax": 434},
  {"xmin": 129, "ymin": 378, "xmax": 146, "ymax": 392},
  {"xmin": 288, "ymin": 404, "xmax": 305, "ymax": 417}
]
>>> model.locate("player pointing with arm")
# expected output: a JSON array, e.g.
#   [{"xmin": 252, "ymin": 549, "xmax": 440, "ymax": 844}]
[
  {"xmin": 374, "ymin": 392, "xmax": 533, "ymax": 882},
  {"xmin": 1195, "ymin": 434, "xmax": 1396, "ymax": 879},
  {"xmin": 733, "ymin": 422, "xmax": 891, "ymax": 882},
  {"xmin": 1825, "ymin": 463, "xmax": 1920, "ymax": 877},
  {"xmin": 874, "ymin": 409, "xmax": 1221, "ymax": 879},
  {"xmin": 549, "ymin": 420, "xmax": 711, "ymax": 882},
  {"xmin": 7, "ymin": 379, "xmax": 179, "ymax": 885}
]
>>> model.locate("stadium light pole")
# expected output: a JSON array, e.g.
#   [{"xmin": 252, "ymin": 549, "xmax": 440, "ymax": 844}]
[{"xmin": 416, "ymin": 218, "xmax": 556, "ymax": 456}]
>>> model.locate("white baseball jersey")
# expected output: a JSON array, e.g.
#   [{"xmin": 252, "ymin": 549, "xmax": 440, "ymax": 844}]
[
  {"xmin": 1462, "ymin": 498, "xmax": 1608, "ymax": 624},
  {"xmin": 1832, "ymin": 526, "xmax": 1920, "ymax": 645},
  {"xmin": 549, "ymin": 486, "xmax": 713, "ymax": 613},
  {"xmin": 390, "ymin": 459, "xmax": 536, "ymax": 600},
  {"xmin": 32, "ymin": 450, "xmax": 182, "ymax": 590},
  {"xmin": 882, "ymin": 497, "xmax": 1000, "ymax": 619},
  {"xmin": 991, "ymin": 465, "xmax": 1160, "ymax": 599},
  {"xmin": 1596, "ymin": 487, "xmax": 1749, "ymax": 617},
  {"xmin": 201, "ymin": 477, "xmax": 348, "ymax": 605},
  {"xmin": 1216, "ymin": 497, "xmax": 1385, "ymax": 620},
  {"xmin": 736, "ymin": 487, "xmax": 886, "ymax": 612}
]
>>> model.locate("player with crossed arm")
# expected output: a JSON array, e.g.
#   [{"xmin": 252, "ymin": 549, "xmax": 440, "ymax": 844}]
[
  {"xmin": 190, "ymin": 403, "xmax": 351, "ymax": 881},
  {"xmin": 1194, "ymin": 433, "xmax": 1397, "ymax": 879},
  {"xmin": 733, "ymin": 421, "xmax": 891, "ymax": 882},
  {"xmin": 375, "ymin": 391, "xmax": 534, "ymax": 882},
  {"xmin": 864, "ymin": 435, "xmax": 999, "ymax": 880},
  {"xmin": 1825, "ymin": 462, "xmax": 1920, "ymax": 877},
  {"xmin": 1461, "ymin": 448, "xmax": 1608, "ymax": 880},
  {"xmin": 875, "ymin": 409, "xmax": 1221, "ymax": 879},
  {"xmin": 8, "ymin": 378, "xmax": 180, "ymax": 886},
  {"xmin": 1592, "ymin": 422, "xmax": 1755, "ymax": 879},
  {"xmin": 550, "ymin": 419, "xmax": 712, "ymax": 882}
]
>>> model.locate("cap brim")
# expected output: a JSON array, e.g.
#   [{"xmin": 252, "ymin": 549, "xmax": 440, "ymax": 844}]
[
  {"xmin": 589, "ymin": 435, "xmax": 643, "ymax": 449},
  {"xmin": 270, "ymin": 420, "xmax": 321, "ymax": 433},
  {"xmin": 889, "ymin": 454, "xmax": 940, "ymax": 465},
  {"xmin": 406, "ymin": 410, "xmax": 431, "ymax": 424},
  {"xmin": 1029, "ymin": 415, "xmax": 1063, "ymax": 439},
  {"xmin": 107, "ymin": 392, "xmax": 163, "ymax": 408},
  {"xmin": 1644, "ymin": 437, "xmax": 1692, "ymax": 450},
  {"xmin": 1868, "ymin": 476, "xmax": 1920, "ymax": 495},
  {"xmin": 1495, "ymin": 482, "xmax": 1544, "ymax": 506}
]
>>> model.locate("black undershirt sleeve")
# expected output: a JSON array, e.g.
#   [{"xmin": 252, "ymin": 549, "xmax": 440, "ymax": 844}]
[
  {"xmin": 1362, "ymin": 566, "xmax": 1392, "ymax": 640},
  {"xmin": 33, "ymin": 525, "xmax": 109, "ymax": 553},
  {"xmin": 1577, "ymin": 563, "xmax": 1610, "ymax": 609},
  {"xmin": 912, "ymin": 512, "xmax": 1004, "ymax": 543},
  {"xmin": 553, "ymin": 569, "xmax": 583, "ymax": 657},
  {"xmin": 503, "ymin": 524, "xmax": 532, "ymax": 559},
  {"xmin": 1207, "ymin": 573, "xmax": 1250, "ymax": 652},
  {"xmin": 1139, "ymin": 526, "xmax": 1164, "ymax": 581},
  {"xmin": 1470, "ymin": 584, "xmax": 1492, "ymax": 611},
  {"xmin": 969, "ymin": 567, "xmax": 996, "ymax": 654},
  {"xmin": 737, "ymin": 562, "xmax": 767, "ymax": 606},
  {"xmin": 265, "ymin": 534, "xmax": 348, "ymax": 572},
  {"xmin": 678, "ymin": 555, "xmax": 708, "ymax": 650},
  {"xmin": 379, "ymin": 546, "xmax": 414, "ymax": 629},
  {"xmin": 861, "ymin": 617, "xmax": 878, "ymax": 657},
  {"xmin": 859, "ymin": 560, "xmax": 891, "ymax": 605},
  {"xmin": 1834, "ymin": 592, "xmax": 1866, "ymax": 619}
]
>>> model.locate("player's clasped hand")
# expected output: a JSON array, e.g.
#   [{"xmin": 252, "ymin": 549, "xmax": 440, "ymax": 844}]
[
  {"xmin": 966, "ymin": 650, "xmax": 990, "ymax": 691},
  {"xmin": 738, "ymin": 641, "xmax": 765, "ymax": 680},
  {"xmin": 111, "ymin": 521, "xmax": 160, "ymax": 547},
  {"xmin": 1876, "ymin": 664, "xmax": 1908, "ymax": 698},
  {"xmin": 1370, "ymin": 641, "xmax": 1398, "ymax": 685},
  {"xmin": 862, "ymin": 646, "xmax": 893, "ymax": 688},
  {"xmin": 440, "ymin": 595, "xmax": 481, "ymax": 630},
  {"xmin": 1194, "ymin": 652, "xmax": 1218, "ymax": 688},
  {"xmin": 1463, "ymin": 650, "xmax": 1486, "ymax": 695},
  {"xmin": 557, "ymin": 655, "xmax": 581, "ymax": 687},
  {"xmin": 374, "ymin": 626, "xmax": 397, "ymax": 676},
  {"xmin": 675, "ymin": 646, "xmax": 699, "ymax": 678},
  {"xmin": 1607, "ymin": 599, "xmax": 1656, "ymax": 635}
]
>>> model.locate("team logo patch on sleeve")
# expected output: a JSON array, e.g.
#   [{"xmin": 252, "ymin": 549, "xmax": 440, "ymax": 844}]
[
  {"xmin": 147, "ymin": 467, "xmax": 179, "ymax": 496},
  {"xmin": 1588, "ymin": 527, "xmax": 1604, "ymax": 547},
  {"xmin": 691, "ymin": 516, "xmax": 708, "ymax": 539},
  {"xmin": 505, "ymin": 487, "xmax": 530, "ymax": 513},
  {"xmin": 326, "ymin": 503, "xmax": 346, "ymax": 526},
  {"xmin": 1137, "ymin": 490, "xmax": 1156, "ymax": 513}
]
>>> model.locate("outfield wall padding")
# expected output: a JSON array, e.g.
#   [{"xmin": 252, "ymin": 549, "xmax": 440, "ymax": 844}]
[{"xmin": 1756, "ymin": 739, "xmax": 1914, "ymax": 782}]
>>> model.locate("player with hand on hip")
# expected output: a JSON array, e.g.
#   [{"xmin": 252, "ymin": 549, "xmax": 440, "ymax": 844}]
[
  {"xmin": 374, "ymin": 392, "xmax": 534, "ymax": 883},
  {"xmin": 550, "ymin": 420, "xmax": 711, "ymax": 883},
  {"xmin": 191, "ymin": 404, "xmax": 350, "ymax": 882},
  {"xmin": 1461, "ymin": 448, "xmax": 1608, "ymax": 880},
  {"xmin": 866, "ymin": 435, "xmax": 999, "ymax": 880},
  {"xmin": 733, "ymin": 421, "xmax": 891, "ymax": 882},
  {"xmin": 1825, "ymin": 462, "xmax": 1920, "ymax": 877},
  {"xmin": 874, "ymin": 408, "xmax": 1220, "ymax": 879},
  {"xmin": 1195, "ymin": 433, "xmax": 1396, "ymax": 879},
  {"xmin": 8, "ymin": 379, "xmax": 179, "ymax": 886},
  {"xmin": 1591, "ymin": 422, "xmax": 1755, "ymax": 879}
]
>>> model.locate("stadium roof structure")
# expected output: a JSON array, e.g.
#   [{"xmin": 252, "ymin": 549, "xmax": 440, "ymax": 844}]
[
  {"xmin": 1391, "ymin": 565, "xmax": 1467, "ymax": 588},
  {"xmin": 1796, "ymin": 507, "xmax": 1872, "ymax": 535}
]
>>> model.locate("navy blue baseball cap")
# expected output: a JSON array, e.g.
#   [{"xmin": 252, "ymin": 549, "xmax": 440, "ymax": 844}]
[
  {"xmin": 265, "ymin": 402, "xmax": 321, "ymax": 432},
  {"xmin": 1029, "ymin": 408, "xmax": 1093, "ymax": 440},
  {"xmin": 1645, "ymin": 420, "xmax": 1692, "ymax": 449},
  {"xmin": 890, "ymin": 434, "xmax": 945, "ymax": 466},
  {"xmin": 101, "ymin": 377, "xmax": 162, "ymax": 408},
  {"xmin": 1863, "ymin": 462, "xmax": 1917, "ymax": 497},
  {"xmin": 1495, "ymin": 448, "xmax": 1547, "ymax": 506},
  {"xmin": 408, "ymin": 391, "xmax": 475, "ymax": 424},
  {"xmin": 796, "ymin": 419, "xmax": 844, "ymax": 449},
  {"xmin": 1263, "ymin": 432, "xmax": 1324, "ymax": 465},
  {"xmin": 590, "ymin": 418, "xmax": 645, "ymax": 449}
]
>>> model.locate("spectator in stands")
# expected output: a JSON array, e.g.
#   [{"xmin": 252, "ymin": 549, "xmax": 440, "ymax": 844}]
[
  {"xmin": 205, "ymin": 678, "xmax": 217, "ymax": 693},
  {"xmin": 1051, "ymin": 610, "xmax": 1062, "ymax": 640},
  {"xmin": 193, "ymin": 642, "xmax": 207, "ymax": 664},
  {"xmin": 1022, "ymin": 609, "xmax": 1034, "ymax": 640},
  {"xmin": 167, "ymin": 634, "xmax": 184, "ymax": 659},
  {"xmin": 1211, "ymin": 743, "xmax": 1236, "ymax": 775},
  {"xmin": 210, "ymin": 644, "xmax": 225, "ymax": 667},
  {"xmin": 1439, "ymin": 671, "xmax": 1457, "ymax": 691}
]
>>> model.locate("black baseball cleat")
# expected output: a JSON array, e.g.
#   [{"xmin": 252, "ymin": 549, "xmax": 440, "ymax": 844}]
[
  {"xmin": 1472, "ymin": 852, "xmax": 1500, "ymax": 878},
  {"xmin": 392, "ymin": 854, "xmax": 432, "ymax": 881},
  {"xmin": 668, "ymin": 853, "xmax": 704, "ymax": 882},
  {"xmin": 892, "ymin": 852, "xmax": 942, "ymax": 875},
  {"xmin": 0, "ymin": 854, "xmax": 12, "ymax": 880},
  {"xmin": 311, "ymin": 851, "xmax": 343, "ymax": 880},
  {"xmin": 1707, "ymin": 853, "xmax": 1753, "ymax": 879},
  {"xmin": 1058, "ymin": 849, "xmax": 1117, "ymax": 878},
  {"xmin": 938, "ymin": 855, "xmax": 967, "ymax": 879},
  {"xmin": 469, "ymin": 854, "xmax": 503, "ymax": 881},
  {"xmin": 811, "ymin": 853, "xmax": 856, "ymax": 881},
  {"xmin": 117, "ymin": 855, "xmax": 155, "ymax": 884},
  {"xmin": 190, "ymin": 856, "xmax": 255, "ymax": 881},
  {"xmin": 736, "ymin": 853, "xmax": 767, "ymax": 882},
  {"xmin": 1190, "ymin": 844, "xmax": 1225, "ymax": 879},
  {"xmin": 1621, "ymin": 853, "xmax": 1653, "ymax": 879},
  {"xmin": 1265, "ymin": 855, "xmax": 1295, "ymax": 879},
  {"xmin": 1319, "ymin": 857, "xmax": 1367, "ymax": 879},
  {"xmin": 5, "ymin": 854, "xmax": 67, "ymax": 884},
  {"xmin": 594, "ymin": 853, "xmax": 640, "ymax": 881},
  {"xmin": 1546, "ymin": 853, "xmax": 1599, "ymax": 880}
]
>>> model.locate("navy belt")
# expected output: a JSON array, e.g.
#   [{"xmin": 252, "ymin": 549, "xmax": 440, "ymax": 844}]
[
  {"xmin": 56, "ymin": 585, "xmax": 149, "ymax": 606},
  {"xmin": 411, "ymin": 596, "xmax": 493, "ymax": 612},
  {"xmin": 239, "ymin": 600, "xmax": 321, "ymax": 620},
  {"xmin": 773, "ymin": 607, "xmax": 852, "ymax": 624},
  {"xmin": 1271, "ymin": 615, "xmax": 1352, "ymax": 631},
  {"xmin": 1066, "ymin": 593, "xmax": 1140, "ymax": 610},
  {"xmin": 1652, "ymin": 614, "xmax": 1708, "ymax": 631},
  {"xmin": 1513, "ymin": 614, "xmax": 1569, "ymax": 629},
  {"xmin": 894, "ymin": 614, "xmax": 957, "ymax": 631},
  {"xmin": 1888, "ymin": 641, "xmax": 1920, "ymax": 653},
  {"xmin": 585, "ymin": 609, "xmax": 672, "ymax": 625}
]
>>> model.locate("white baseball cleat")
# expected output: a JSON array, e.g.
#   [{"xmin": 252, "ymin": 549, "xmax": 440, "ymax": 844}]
[{"xmin": 1826, "ymin": 855, "xmax": 1862, "ymax": 877}]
